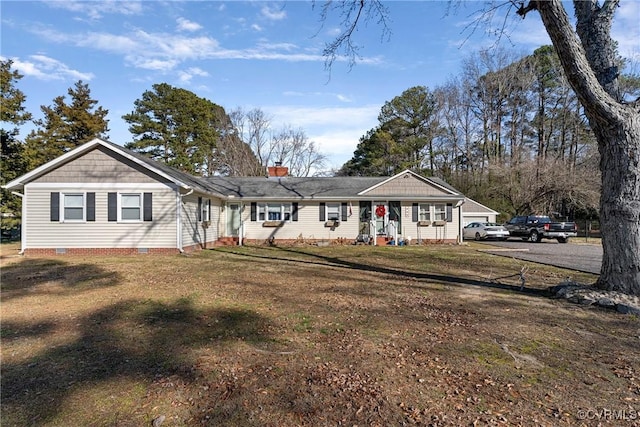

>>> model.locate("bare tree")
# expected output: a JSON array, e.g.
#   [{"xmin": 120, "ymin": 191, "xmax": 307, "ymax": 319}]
[
  {"xmin": 271, "ymin": 126, "xmax": 328, "ymax": 177},
  {"xmin": 231, "ymin": 107, "xmax": 328, "ymax": 177},
  {"xmin": 319, "ymin": 0, "xmax": 640, "ymax": 296}
]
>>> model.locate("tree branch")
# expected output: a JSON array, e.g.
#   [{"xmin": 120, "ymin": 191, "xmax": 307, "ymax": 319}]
[
  {"xmin": 515, "ymin": 0, "xmax": 537, "ymax": 18},
  {"xmin": 534, "ymin": 0, "xmax": 622, "ymax": 123}
]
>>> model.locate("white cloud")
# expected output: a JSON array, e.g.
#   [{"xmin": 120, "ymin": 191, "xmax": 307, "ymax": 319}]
[
  {"xmin": 263, "ymin": 104, "xmax": 381, "ymax": 167},
  {"xmin": 177, "ymin": 17, "xmax": 202, "ymax": 32},
  {"xmin": 261, "ymin": 5, "xmax": 287, "ymax": 21},
  {"xmin": 47, "ymin": 0, "xmax": 143, "ymax": 20},
  {"xmin": 613, "ymin": 1, "xmax": 640, "ymax": 62},
  {"xmin": 24, "ymin": 25, "xmax": 382, "ymax": 73},
  {"xmin": 8, "ymin": 54, "xmax": 94, "ymax": 81},
  {"xmin": 178, "ymin": 67, "xmax": 210, "ymax": 83},
  {"xmin": 256, "ymin": 41, "xmax": 297, "ymax": 51},
  {"xmin": 252, "ymin": 24, "xmax": 263, "ymax": 32},
  {"xmin": 326, "ymin": 27, "xmax": 341, "ymax": 37}
]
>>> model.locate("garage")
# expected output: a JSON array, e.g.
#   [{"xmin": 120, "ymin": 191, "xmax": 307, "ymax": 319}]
[{"xmin": 461, "ymin": 198, "xmax": 499, "ymax": 226}]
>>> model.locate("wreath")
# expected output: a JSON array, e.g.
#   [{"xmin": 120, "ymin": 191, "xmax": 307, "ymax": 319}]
[{"xmin": 375, "ymin": 205, "xmax": 386, "ymax": 218}]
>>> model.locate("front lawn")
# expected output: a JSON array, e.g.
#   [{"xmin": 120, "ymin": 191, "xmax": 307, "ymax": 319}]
[{"xmin": 1, "ymin": 244, "xmax": 637, "ymax": 426}]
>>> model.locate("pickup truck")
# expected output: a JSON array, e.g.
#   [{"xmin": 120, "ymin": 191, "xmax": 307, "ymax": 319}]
[{"xmin": 504, "ymin": 215, "xmax": 577, "ymax": 243}]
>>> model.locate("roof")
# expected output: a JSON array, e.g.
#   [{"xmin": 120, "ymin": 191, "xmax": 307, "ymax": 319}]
[
  {"xmin": 205, "ymin": 176, "xmax": 387, "ymax": 199},
  {"xmin": 204, "ymin": 170, "xmax": 463, "ymax": 200},
  {"xmin": 3, "ymin": 138, "xmax": 225, "ymax": 197},
  {"xmin": 4, "ymin": 138, "xmax": 464, "ymax": 201},
  {"xmin": 461, "ymin": 198, "xmax": 500, "ymax": 215}
]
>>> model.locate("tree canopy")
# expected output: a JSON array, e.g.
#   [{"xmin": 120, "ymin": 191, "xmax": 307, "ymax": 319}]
[
  {"xmin": 23, "ymin": 80, "xmax": 109, "ymax": 170},
  {"xmin": 1, "ymin": 60, "xmax": 32, "ymax": 231},
  {"xmin": 123, "ymin": 84, "xmax": 262, "ymax": 176}
]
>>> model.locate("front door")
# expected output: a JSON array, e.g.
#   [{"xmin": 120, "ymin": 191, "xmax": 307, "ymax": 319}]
[
  {"xmin": 374, "ymin": 202, "xmax": 387, "ymax": 235},
  {"xmin": 226, "ymin": 203, "xmax": 241, "ymax": 236}
]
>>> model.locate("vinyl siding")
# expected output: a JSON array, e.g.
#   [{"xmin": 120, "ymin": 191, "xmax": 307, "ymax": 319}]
[
  {"xmin": 364, "ymin": 174, "xmax": 450, "ymax": 197},
  {"xmin": 181, "ymin": 193, "xmax": 220, "ymax": 248},
  {"xmin": 241, "ymin": 201, "xmax": 359, "ymax": 241},
  {"xmin": 357, "ymin": 201, "xmax": 462, "ymax": 242},
  {"xmin": 404, "ymin": 204, "xmax": 461, "ymax": 242},
  {"xmin": 32, "ymin": 146, "xmax": 171, "ymax": 184},
  {"xmin": 24, "ymin": 185, "xmax": 177, "ymax": 248}
]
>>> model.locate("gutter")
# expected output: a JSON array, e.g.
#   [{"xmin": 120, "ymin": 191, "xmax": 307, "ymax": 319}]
[
  {"xmin": 176, "ymin": 188, "xmax": 194, "ymax": 253},
  {"xmin": 11, "ymin": 191, "xmax": 25, "ymax": 255}
]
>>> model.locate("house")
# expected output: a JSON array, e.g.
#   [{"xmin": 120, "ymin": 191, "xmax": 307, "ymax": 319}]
[
  {"xmin": 460, "ymin": 198, "xmax": 500, "ymax": 225},
  {"xmin": 3, "ymin": 138, "xmax": 467, "ymax": 255}
]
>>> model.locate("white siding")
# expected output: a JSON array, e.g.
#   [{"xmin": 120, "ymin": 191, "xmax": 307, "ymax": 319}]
[
  {"xmin": 25, "ymin": 184, "xmax": 177, "ymax": 248},
  {"xmin": 241, "ymin": 201, "xmax": 360, "ymax": 241},
  {"xmin": 402, "ymin": 203, "xmax": 461, "ymax": 243},
  {"xmin": 181, "ymin": 193, "xmax": 221, "ymax": 248}
]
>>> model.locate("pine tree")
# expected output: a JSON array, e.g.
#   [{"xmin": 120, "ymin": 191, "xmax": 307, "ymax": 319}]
[
  {"xmin": 0, "ymin": 60, "xmax": 32, "ymax": 233},
  {"xmin": 124, "ymin": 83, "xmax": 261, "ymax": 176},
  {"xmin": 23, "ymin": 81, "xmax": 109, "ymax": 170}
]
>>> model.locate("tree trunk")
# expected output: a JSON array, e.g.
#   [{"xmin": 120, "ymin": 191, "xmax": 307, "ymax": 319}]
[{"xmin": 533, "ymin": 0, "xmax": 640, "ymax": 295}]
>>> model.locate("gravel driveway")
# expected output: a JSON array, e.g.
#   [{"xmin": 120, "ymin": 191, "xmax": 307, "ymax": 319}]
[{"xmin": 473, "ymin": 239, "xmax": 602, "ymax": 274}]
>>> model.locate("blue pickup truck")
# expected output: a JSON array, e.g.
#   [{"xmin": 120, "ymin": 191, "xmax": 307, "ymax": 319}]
[{"xmin": 504, "ymin": 215, "xmax": 577, "ymax": 243}]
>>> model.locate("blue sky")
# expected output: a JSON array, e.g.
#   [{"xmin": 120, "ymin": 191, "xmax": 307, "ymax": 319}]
[{"xmin": 2, "ymin": 1, "xmax": 638, "ymax": 172}]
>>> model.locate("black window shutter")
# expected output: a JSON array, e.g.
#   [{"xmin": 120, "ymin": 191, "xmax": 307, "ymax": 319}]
[
  {"xmin": 108, "ymin": 193, "xmax": 117, "ymax": 221},
  {"xmin": 250, "ymin": 202, "xmax": 257, "ymax": 221},
  {"xmin": 292, "ymin": 202, "xmax": 299, "ymax": 221},
  {"xmin": 86, "ymin": 192, "xmax": 95, "ymax": 222},
  {"xmin": 197, "ymin": 197, "xmax": 202, "ymax": 222},
  {"xmin": 412, "ymin": 203, "xmax": 418, "ymax": 222},
  {"xmin": 207, "ymin": 199, "xmax": 211, "ymax": 220},
  {"xmin": 341, "ymin": 202, "xmax": 348, "ymax": 221},
  {"xmin": 144, "ymin": 193, "xmax": 153, "ymax": 221},
  {"xmin": 50, "ymin": 192, "xmax": 60, "ymax": 222},
  {"xmin": 319, "ymin": 202, "xmax": 325, "ymax": 221},
  {"xmin": 446, "ymin": 203, "xmax": 453, "ymax": 222}
]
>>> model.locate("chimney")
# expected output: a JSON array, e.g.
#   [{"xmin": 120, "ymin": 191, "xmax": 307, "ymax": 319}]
[{"xmin": 267, "ymin": 162, "xmax": 288, "ymax": 178}]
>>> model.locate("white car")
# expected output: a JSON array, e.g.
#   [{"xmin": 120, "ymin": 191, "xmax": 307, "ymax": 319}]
[{"xmin": 463, "ymin": 222, "xmax": 510, "ymax": 241}]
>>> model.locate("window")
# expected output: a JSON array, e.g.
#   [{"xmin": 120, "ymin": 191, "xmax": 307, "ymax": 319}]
[
  {"xmin": 419, "ymin": 204, "xmax": 431, "ymax": 221},
  {"xmin": 107, "ymin": 192, "xmax": 151, "ymax": 222},
  {"xmin": 267, "ymin": 203, "xmax": 282, "ymax": 220},
  {"xmin": 120, "ymin": 193, "xmax": 142, "ymax": 221},
  {"xmin": 256, "ymin": 203, "xmax": 292, "ymax": 222},
  {"xmin": 433, "ymin": 204, "xmax": 446, "ymax": 221},
  {"xmin": 63, "ymin": 193, "xmax": 84, "ymax": 221},
  {"xmin": 326, "ymin": 203, "xmax": 340, "ymax": 221},
  {"xmin": 198, "ymin": 197, "xmax": 211, "ymax": 222}
]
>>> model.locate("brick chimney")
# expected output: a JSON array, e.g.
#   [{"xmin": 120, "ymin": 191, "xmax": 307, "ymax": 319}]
[{"xmin": 267, "ymin": 162, "xmax": 288, "ymax": 177}]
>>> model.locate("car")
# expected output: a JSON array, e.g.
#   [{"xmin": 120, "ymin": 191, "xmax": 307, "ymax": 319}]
[
  {"xmin": 503, "ymin": 215, "xmax": 577, "ymax": 243},
  {"xmin": 463, "ymin": 222, "xmax": 510, "ymax": 241}
]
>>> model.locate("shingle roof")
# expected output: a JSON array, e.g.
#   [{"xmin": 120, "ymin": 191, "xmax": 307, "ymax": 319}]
[
  {"xmin": 4, "ymin": 137, "xmax": 465, "ymax": 202},
  {"xmin": 461, "ymin": 198, "xmax": 499, "ymax": 214},
  {"xmin": 204, "ymin": 176, "xmax": 387, "ymax": 199},
  {"xmin": 99, "ymin": 139, "xmax": 226, "ymax": 197}
]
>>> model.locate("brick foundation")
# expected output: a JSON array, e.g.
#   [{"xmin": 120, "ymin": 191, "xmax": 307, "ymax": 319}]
[
  {"xmin": 24, "ymin": 247, "xmax": 181, "ymax": 256},
  {"xmin": 240, "ymin": 238, "xmax": 458, "ymax": 246},
  {"xmin": 21, "ymin": 238, "xmax": 457, "ymax": 255},
  {"xmin": 23, "ymin": 241, "xmax": 217, "ymax": 256}
]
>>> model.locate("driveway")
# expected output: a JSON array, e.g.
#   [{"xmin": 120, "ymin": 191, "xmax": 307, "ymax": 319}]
[{"xmin": 472, "ymin": 239, "xmax": 602, "ymax": 275}]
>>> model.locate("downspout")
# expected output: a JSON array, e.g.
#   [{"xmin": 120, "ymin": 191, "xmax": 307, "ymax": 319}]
[
  {"xmin": 177, "ymin": 188, "xmax": 194, "ymax": 253},
  {"xmin": 238, "ymin": 203, "xmax": 244, "ymax": 246},
  {"xmin": 11, "ymin": 191, "xmax": 25, "ymax": 255},
  {"xmin": 456, "ymin": 199, "xmax": 465, "ymax": 244}
]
